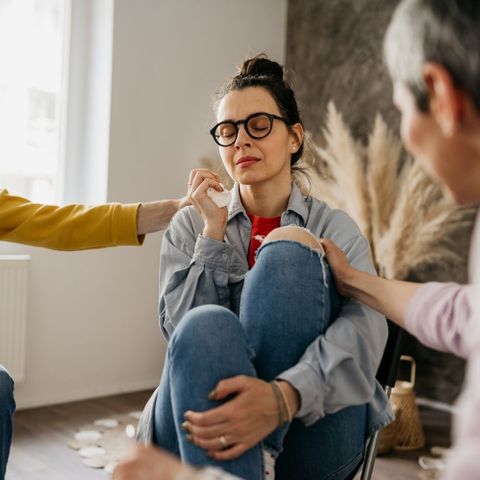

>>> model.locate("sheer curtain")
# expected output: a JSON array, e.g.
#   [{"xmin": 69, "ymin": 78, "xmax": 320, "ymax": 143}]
[{"xmin": 0, "ymin": 0, "xmax": 69, "ymax": 203}]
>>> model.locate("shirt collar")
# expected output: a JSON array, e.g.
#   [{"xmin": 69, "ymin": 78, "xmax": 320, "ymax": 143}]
[
  {"xmin": 284, "ymin": 182, "xmax": 309, "ymax": 225},
  {"xmin": 227, "ymin": 183, "xmax": 247, "ymax": 222},
  {"xmin": 227, "ymin": 182, "xmax": 309, "ymax": 225}
]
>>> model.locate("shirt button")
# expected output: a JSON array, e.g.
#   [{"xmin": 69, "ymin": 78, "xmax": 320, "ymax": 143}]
[{"xmin": 222, "ymin": 253, "xmax": 228, "ymax": 260}]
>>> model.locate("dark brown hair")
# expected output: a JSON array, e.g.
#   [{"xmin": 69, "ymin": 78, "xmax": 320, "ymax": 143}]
[{"xmin": 216, "ymin": 54, "xmax": 304, "ymax": 165}]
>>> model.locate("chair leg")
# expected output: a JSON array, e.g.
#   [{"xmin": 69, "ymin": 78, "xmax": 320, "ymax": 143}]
[
  {"xmin": 360, "ymin": 430, "xmax": 381, "ymax": 480},
  {"xmin": 359, "ymin": 386, "xmax": 393, "ymax": 479}
]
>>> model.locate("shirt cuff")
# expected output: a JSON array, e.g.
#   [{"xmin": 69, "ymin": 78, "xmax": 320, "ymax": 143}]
[
  {"xmin": 193, "ymin": 235, "xmax": 234, "ymax": 271},
  {"xmin": 112, "ymin": 203, "xmax": 143, "ymax": 246},
  {"xmin": 277, "ymin": 363, "xmax": 328, "ymax": 426}
]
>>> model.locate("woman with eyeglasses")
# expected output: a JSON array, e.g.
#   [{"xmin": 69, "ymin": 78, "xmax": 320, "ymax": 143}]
[{"xmin": 137, "ymin": 55, "xmax": 391, "ymax": 480}]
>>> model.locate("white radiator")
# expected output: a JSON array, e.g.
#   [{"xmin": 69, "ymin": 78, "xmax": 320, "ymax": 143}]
[{"xmin": 0, "ymin": 255, "xmax": 30, "ymax": 383}]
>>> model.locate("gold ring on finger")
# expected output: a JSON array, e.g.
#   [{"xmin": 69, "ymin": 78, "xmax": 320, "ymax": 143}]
[{"xmin": 219, "ymin": 434, "xmax": 228, "ymax": 448}]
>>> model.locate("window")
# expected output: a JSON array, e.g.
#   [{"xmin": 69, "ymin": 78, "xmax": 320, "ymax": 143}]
[{"xmin": 0, "ymin": 0, "xmax": 69, "ymax": 203}]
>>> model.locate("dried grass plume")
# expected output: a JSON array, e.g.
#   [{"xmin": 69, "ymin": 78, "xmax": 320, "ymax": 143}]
[{"xmin": 308, "ymin": 102, "xmax": 475, "ymax": 280}]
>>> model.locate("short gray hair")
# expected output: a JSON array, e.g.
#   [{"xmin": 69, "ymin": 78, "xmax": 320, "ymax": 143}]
[{"xmin": 384, "ymin": 0, "xmax": 480, "ymax": 112}]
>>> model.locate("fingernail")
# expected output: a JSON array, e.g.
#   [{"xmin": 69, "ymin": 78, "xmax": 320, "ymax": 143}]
[
  {"xmin": 186, "ymin": 434, "xmax": 193, "ymax": 442},
  {"xmin": 181, "ymin": 421, "xmax": 189, "ymax": 431},
  {"xmin": 208, "ymin": 389, "xmax": 216, "ymax": 400},
  {"xmin": 184, "ymin": 410, "xmax": 192, "ymax": 418}
]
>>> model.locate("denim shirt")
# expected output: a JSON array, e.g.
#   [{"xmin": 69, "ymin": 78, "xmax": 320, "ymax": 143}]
[{"xmin": 159, "ymin": 183, "xmax": 393, "ymax": 436}]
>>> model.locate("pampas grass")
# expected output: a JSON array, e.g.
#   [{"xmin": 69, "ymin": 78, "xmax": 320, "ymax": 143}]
[
  {"xmin": 309, "ymin": 102, "xmax": 475, "ymax": 280},
  {"xmin": 367, "ymin": 115, "xmax": 403, "ymax": 251},
  {"xmin": 376, "ymin": 160, "xmax": 474, "ymax": 279},
  {"xmin": 310, "ymin": 103, "xmax": 371, "ymax": 240}
]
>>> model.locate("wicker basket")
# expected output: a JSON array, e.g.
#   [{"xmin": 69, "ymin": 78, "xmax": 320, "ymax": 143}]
[
  {"xmin": 377, "ymin": 404, "xmax": 401, "ymax": 454},
  {"xmin": 390, "ymin": 355, "xmax": 426, "ymax": 451}
]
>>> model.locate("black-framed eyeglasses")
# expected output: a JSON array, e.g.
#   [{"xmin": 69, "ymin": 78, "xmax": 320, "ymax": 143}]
[{"xmin": 209, "ymin": 112, "xmax": 291, "ymax": 147}]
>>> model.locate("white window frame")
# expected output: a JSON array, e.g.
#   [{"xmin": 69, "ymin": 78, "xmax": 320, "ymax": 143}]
[{"xmin": 60, "ymin": 0, "xmax": 114, "ymax": 205}]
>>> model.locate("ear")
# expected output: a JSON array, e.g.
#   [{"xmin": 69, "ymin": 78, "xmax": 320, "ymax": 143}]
[
  {"xmin": 422, "ymin": 62, "xmax": 465, "ymax": 137},
  {"xmin": 289, "ymin": 123, "xmax": 304, "ymax": 153}
]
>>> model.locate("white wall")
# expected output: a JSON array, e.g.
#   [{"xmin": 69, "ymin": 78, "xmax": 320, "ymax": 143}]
[{"xmin": 2, "ymin": 0, "xmax": 287, "ymax": 409}]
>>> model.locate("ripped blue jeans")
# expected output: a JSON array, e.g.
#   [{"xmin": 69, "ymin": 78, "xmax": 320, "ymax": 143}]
[{"xmin": 153, "ymin": 241, "xmax": 367, "ymax": 480}]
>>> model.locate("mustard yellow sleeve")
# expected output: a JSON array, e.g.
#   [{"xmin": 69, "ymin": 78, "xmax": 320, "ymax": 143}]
[{"xmin": 0, "ymin": 188, "xmax": 143, "ymax": 250}]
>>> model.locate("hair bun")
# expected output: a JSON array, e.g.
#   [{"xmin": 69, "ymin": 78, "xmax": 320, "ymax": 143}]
[{"xmin": 239, "ymin": 54, "xmax": 284, "ymax": 81}]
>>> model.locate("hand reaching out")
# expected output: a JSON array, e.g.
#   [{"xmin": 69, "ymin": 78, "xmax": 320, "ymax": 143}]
[
  {"xmin": 320, "ymin": 238, "xmax": 354, "ymax": 297},
  {"xmin": 113, "ymin": 445, "xmax": 195, "ymax": 480}
]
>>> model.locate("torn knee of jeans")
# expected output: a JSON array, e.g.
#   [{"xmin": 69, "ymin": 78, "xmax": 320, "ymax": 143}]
[{"xmin": 263, "ymin": 226, "xmax": 324, "ymax": 252}]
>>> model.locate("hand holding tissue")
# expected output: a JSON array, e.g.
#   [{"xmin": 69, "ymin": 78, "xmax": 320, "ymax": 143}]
[{"xmin": 207, "ymin": 184, "xmax": 231, "ymax": 208}]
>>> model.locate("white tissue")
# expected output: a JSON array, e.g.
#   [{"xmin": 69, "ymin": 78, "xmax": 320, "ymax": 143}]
[{"xmin": 207, "ymin": 184, "xmax": 231, "ymax": 208}]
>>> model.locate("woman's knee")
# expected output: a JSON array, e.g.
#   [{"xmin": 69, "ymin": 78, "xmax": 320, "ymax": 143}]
[
  {"xmin": 263, "ymin": 226, "xmax": 322, "ymax": 250},
  {"xmin": 170, "ymin": 305, "xmax": 243, "ymax": 352}
]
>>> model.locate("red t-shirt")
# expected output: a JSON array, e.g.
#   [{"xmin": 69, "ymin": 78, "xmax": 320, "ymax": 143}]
[{"xmin": 247, "ymin": 212, "xmax": 281, "ymax": 268}]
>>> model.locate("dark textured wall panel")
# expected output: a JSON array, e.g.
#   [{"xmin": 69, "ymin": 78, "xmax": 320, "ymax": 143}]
[
  {"xmin": 285, "ymin": 0, "xmax": 467, "ymax": 404},
  {"xmin": 286, "ymin": 0, "xmax": 400, "ymax": 140}
]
